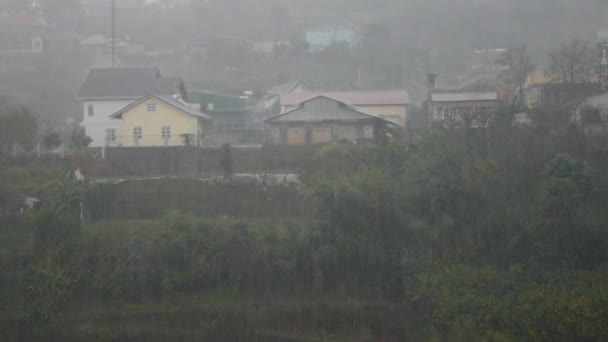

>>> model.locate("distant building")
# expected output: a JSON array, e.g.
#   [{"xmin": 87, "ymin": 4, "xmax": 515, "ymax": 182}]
[
  {"xmin": 279, "ymin": 90, "xmax": 410, "ymax": 128},
  {"xmin": 265, "ymin": 95, "xmax": 391, "ymax": 145},
  {"xmin": 427, "ymin": 74, "xmax": 506, "ymax": 124},
  {"xmin": 109, "ymin": 94, "xmax": 211, "ymax": 147},
  {"xmin": 429, "ymin": 92, "xmax": 499, "ymax": 122},
  {"xmin": 598, "ymin": 29, "xmax": 608, "ymax": 89},
  {"xmin": 305, "ymin": 19, "xmax": 362, "ymax": 52},
  {"xmin": 78, "ymin": 67, "xmax": 187, "ymax": 147},
  {"xmin": 188, "ymin": 90, "xmax": 258, "ymax": 145},
  {"xmin": 471, "ymin": 49, "xmax": 507, "ymax": 72},
  {"xmin": 256, "ymin": 81, "xmax": 311, "ymax": 120},
  {"xmin": 0, "ymin": 14, "xmax": 46, "ymax": 71},
  {"xmin": 524, "ymin": 72, "xmax": 599, "ymax": 109}
]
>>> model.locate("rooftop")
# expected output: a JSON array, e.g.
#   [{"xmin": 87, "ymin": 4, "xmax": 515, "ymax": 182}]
[
  {"xmin": 78, "ymin": 67, "xmax": 185, "ymax": 99},
  {"xmin": 110, "ymin": 94, "xmax": 211, "ymax": 120},
  {"xmin": 431, "ymin": 92, "xmax": 498, "ymax": 103},
  {"xmin": 280, "ymin": 90, "xmax": 410, "ymax": 107},
  {"xmin": 0, "ymin": 15, "xmax": 46, "ymax": 28}
]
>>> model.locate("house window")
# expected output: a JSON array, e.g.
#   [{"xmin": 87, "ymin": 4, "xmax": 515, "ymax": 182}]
[
  {"xmin": 161, "ymin": 126, "xmax": 171, "ymax": 139},
  {"xmin": 279, "ymin": 126, "xmax": 288, "ymax": 144},
  {"xmin": 105, "ymin": 128, "xmax": 116, "ymax": 143},
  {"xmin": 87, "ymin": 104, "xmax": 94, "ymax": 117},
  {"xmin": 133, "ymin": 127, "xmax": 143, "ymax": 139},
  {"xmin": 147, "ymin": 103, "xmax": 156, "ymax": 112},
  {"xmin": 32, "ymin": 38, "xmax": 42, "ymax": 51}
]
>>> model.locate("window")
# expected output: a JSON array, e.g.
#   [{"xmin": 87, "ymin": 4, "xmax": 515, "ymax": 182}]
[
  {"xmin": 147, "ymin": 103, "xmax": 156, "ymax": 112},
  {"xmin": 133, "ymin": 127, "xmax": 143, "ymax": 139},
  {"xmin": 32, "ymin": 38, "xmax": 42, "ymax": 52},
  {"xmin": 105, "ymin": 128, "xmax": 116, "ymax": 142},
  {"xmin": 161, "ymin": 126, "xmax": 171, "ymax": 139},
  {"xmin": 88, "ymin": 104, "xmax": 94, "ymax": 117}
]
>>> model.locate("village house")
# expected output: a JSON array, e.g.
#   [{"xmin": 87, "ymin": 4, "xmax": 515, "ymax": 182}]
[
  {"xmin": 187, "ymin": 90, "xmax": 260, "ymax": 145},
  {"xmin": 305, "ymin": 19, "xmax": 362, "ymax": 53},
  {"xmin": 279, "ymin": 90, "xmax": 409, "ymax": 128},
  {"xmin": 78, "ymin": 67, "xmax": 187, "ymax": 147},
  {"xmin": 0, "ymin": 14, "xmax": 46, "ymax": 71},
  {"xmin": 265, "ymin": 95, "xmax": 392, "ymax": 145},
  {"xmin": 427, "ymin": 74, "xmax": 504, "ymax": 123},
  {"xmin": 109, "ymin": 94, "xmax": 211, "ymax": 147},
  {"xmin": 429, "ymin": 92, "xmax": 499, "ymax": 122},
  {"xmin": 524, "ymin": 72, "xmax": 599, "ymax": 109},
  {"xmin": 598, "ymin": 29, "xmax": 608, "ymax": 88}
]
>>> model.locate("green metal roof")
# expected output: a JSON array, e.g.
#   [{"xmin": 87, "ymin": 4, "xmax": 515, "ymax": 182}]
[{"xmin": 187, "ymin": 90, "xmax": 249, "ymax": 113}]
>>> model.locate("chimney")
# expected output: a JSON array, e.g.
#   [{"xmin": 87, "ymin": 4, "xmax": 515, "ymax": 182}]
[{"xmin": 427, "ymin": 73, "xmax": 438, "ymax": 90}]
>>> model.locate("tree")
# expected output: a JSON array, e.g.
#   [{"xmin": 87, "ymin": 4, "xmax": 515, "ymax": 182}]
[
  {"xmin": 497, "ymin": 45, "xmax": 536, "ymax": 105},
  {"xmin": 546, "ymin": 39, "xmax": 597, "ymax": 84},
  {"xmin": 43, "ymin": 133, "xmax": 62, "ymax": 150},
  {"xmin": 0, "ymin": 98, "xmax": 38, "ymax": 155},
  {"xmin": 69, "ymin": 128, "xmax": 91, "ymax": 150},
  {"xmin": 221, "ymin": 144, "xmax": 233, "ymax": 180}
]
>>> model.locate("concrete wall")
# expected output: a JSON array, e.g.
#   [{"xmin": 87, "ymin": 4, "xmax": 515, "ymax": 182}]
[{"xmin": 97, "ymin": 146, "xmax": 318, "ymax": 178}]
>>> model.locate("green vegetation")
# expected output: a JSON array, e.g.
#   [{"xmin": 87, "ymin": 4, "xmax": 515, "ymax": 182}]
[{"xmin": 2, "ymin": 105, "xmax": 608, "ymax": 340}]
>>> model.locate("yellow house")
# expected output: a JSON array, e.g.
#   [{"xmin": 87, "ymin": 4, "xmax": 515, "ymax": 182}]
[{"xmin": 109, "ymin": 94, "xmax": 211, "ymax": 147}]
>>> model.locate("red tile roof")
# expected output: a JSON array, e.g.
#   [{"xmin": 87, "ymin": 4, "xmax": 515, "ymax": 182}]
[
  {"xmin": 0, "ymin": 15, "xmax": 47, "ymax": 28},
  {"xmin": 279, "ymin": 90, "xmax": 410, "ymax": 107}
]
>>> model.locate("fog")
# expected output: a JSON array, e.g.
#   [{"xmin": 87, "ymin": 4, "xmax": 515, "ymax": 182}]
[
  {"xmin": 0, "ymin": 0, "xmax": 606, "ymax": 118},
  {"xmin": 2, "ymin": 0, "xmax": 608, "ymax": 340}
]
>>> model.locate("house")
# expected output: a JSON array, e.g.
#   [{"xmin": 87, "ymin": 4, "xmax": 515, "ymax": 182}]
[
  {"xmin": 429, "ymin": 92, "xmax": 499, "ymax": 122},
  {"xmin": 109, "ymin": 94, "xmax": 211, "ymax": 147},
  {"xmin": 278, "ymin": 90, "xmax": 409, "ymax": 128},
  {"xmin": 598, "ymin": 29, "xmax": 608, "ymax": 88},
  {"xmin": 427, "ymin": 74, "xmax": 507, "ymax": 123},
  {"xmin": 255, "ymin": 81, "xmax": 311, "ymax": 120},
  {"xmin": 78, "ymin": 67, "xmax": 187, "ymax": 147},
  {"xmin": 576, "ymin": 92, "xmax": 608, "ymax": 125},
  {"xmin": 524, "ymin": 72, "xmax": 598, "ymax": 109},
  {"xmin": 0, "ymin": 14, "xmax": 46, "ymax": 71},
  {"xmin": 305, "ymin": 19, "xmax": 362, "ymax": 52},
  {"xmin": 188, "ymin": 90, "xmax": 259, "ymax": 145},
  {"xmin": 265, "ymin": 95, "xmax": 392, "ymax": 145}
]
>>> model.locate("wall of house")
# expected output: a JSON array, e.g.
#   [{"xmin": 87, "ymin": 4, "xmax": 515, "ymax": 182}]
[
  {"xmin": 269, "ymin": 123, "xmax": 375, "ymax": 145},
  {"xmin": 82, "ymin": 99, "xmax": 133, "ymax": 147},
  {"xmin": 287, "ymin": 127, "xmax": 306, "ymax": 145},
  {"xmin": 355, "ymin": 105, "xmax": 407, "ymax": 127},
  {"xmin": 431, "ymin": 101, "xmax": 498, "ymax": 121},
  {"xmin": 120, "ymin": 98, "xmax": 201, "ymax": 147}
]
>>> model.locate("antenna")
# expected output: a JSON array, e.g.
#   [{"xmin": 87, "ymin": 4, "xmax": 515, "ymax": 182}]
[{"xmin": 111, "ymin": 0, "xmax": 116, "ymax": 67}]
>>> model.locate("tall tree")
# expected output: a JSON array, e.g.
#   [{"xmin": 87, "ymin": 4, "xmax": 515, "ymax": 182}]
[
  {"xmin": 546, "ymin": 39, "xmax": 597, "ymax": 84},
  {"xmin": 0, "ymin": 98, "xmax": 37, "ymax": 155},
  {"xmin": 497, "ymin": 44, "xmax": 536, "ymax": 105}
]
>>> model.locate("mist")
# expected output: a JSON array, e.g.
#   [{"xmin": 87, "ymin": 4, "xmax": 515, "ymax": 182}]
[{"xmin": 1, "ymin": 0, "xmax": 608, "ymax": 340}]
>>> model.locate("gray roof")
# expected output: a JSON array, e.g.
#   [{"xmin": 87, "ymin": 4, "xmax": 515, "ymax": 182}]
[
  {"xmin": 431, "ymin": 92, "xmax": 498, "ymax": 103},
  {"xmin": 587, "ymin": 92, "xmax": 608, "ymax": 108},
  {"xmin": 268, "ymin": 81, "xmax": 308, "ymax": 95},
  {"xmin": 266, "ymin": 95, "xmax": 391, "ymax": 124},
  {"xmin": 109, "ymin": 94, "xmax": 211, "ymax": 120},
  {"xmin": 78, "ymin": 67, "xmax": 184, "ymax": 99},
  {"xmin": 599, "ymin": 29, "xmax": 608, "ymax": 43}
]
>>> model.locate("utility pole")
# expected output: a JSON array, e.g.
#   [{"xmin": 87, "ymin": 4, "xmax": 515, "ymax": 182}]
[{"xmin": 111, "ymin": 0, "xmax": 116, "ymax": 67}]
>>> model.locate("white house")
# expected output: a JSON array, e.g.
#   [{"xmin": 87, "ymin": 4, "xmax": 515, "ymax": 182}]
[{"xmin": 78, "ymin": 67, "xmax": 187, "ymax": 147}]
